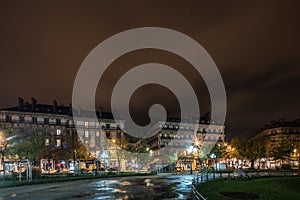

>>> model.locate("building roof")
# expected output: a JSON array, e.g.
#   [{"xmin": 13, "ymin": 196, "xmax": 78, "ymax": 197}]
[
  {"xmin": 0, "ymin": 97, "xmax": 114, "ymax": 119},
  {"xmin": 259, "ymin": 119, "xmax": 300, "ymax": 132}
]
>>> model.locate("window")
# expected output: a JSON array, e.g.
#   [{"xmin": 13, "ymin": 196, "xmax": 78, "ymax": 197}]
[
  {"xmin": 49, "ymin": 118, "xmax": 56, "ymax": 125},
  {"xmin": 76, "ymin": 121, "xmax": 84, "ymax": 126},
  {"xmin": 61, "ymin": 118, "xmax": 67, "ymax": 125},
  {"xmin": 11, "ymin": 115, "xmax": 19, "ymax": 122},
  {"xmin": 25, "ymin": 116, "xmax": 32, "ymax": 123},
  {"xmin": 0, "ymin": 114, "xmax": 5, "ymax": 121},
  {"xmin": 37, "ymin": 117, "xmax": 44, "ymax": 124},
  {"xmin": 85, "ymin": 130, "xmax": 89, "ymax": 138},
  {"xmin": 96, "ymin": 131, "xmax": 100, "ymax": 137},
  {"xmin": 45, "ymin": 139, "xmax": 49, "ymax": 146},
  {"xmin": 84, "ymin": 121, "xmax": 89, "ymax": 128},
  {"xmin": 56, "ymin": 139, "xmax": 61, "ymax": 147},
  {"xmin": 56, "ymin": 129, "xmax": 61, "ymax": 135},
  {"xmin": 68, "ymin": 120, "xmax": 74, "ymax": 126},
  {"xmin": 89, "ymin": 122, "xmax": 96, "ymax": 127}
]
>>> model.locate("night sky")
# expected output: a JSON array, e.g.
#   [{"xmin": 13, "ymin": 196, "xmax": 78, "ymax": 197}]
[{"xmin": 0, "ymin": 1, "xmax": 299, "ymax": 139}]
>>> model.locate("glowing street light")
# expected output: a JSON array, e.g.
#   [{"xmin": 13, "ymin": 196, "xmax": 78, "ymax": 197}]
[
  {"xmin": 210, "ymin": 153, "xmax": 216, "ymax": 159},
  {"xmin": 187, "ymin": 145, "xmax": 193, "ymax": 154}
]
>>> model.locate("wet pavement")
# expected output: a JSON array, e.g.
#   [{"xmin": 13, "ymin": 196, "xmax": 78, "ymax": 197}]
[{"xmin": 0, "ymin": 174, "xmax": 194, "ymax": 200}]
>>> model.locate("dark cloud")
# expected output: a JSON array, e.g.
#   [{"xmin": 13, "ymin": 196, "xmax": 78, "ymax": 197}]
[{"xmin": 0, "ymin": 0, "xmax": 299, "ymax": 139}]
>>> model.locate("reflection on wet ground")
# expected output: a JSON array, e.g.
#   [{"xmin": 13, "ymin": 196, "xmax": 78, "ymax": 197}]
[
  {"xmin": 90, "ymin": 174, "xmax": 193, "ymax": 199},
  {"xmin": 0, "ymin": 174, "xmax": 194, "ymax": 200}
]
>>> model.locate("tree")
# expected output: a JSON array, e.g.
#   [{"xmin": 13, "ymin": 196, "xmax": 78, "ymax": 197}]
[
  {"xmin": 269, "ymin": 137, "xmax": 293, "ymax": 163},
  {"xmin": 8, "ymin": 127, "xmax": 49, "ymax": 166},
  {"xmin": 247, "ymin": 139, "xmax": 267, "ymax": 168},
  {"xmin": 169, "ymin": 152, "xmax": 178, "ymax": 165},
  {"xmin": 230, "ymin": 136, "xmax": 267, "ymax": 168},
  {"xmin": 209, "ymin": 140, "xmax": 227, "ymax": 159}
]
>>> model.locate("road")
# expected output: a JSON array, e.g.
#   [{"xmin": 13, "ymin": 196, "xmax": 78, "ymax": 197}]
[{"xmin": 0, "ymin": 174, "xmax": 194, "ymax": 200}]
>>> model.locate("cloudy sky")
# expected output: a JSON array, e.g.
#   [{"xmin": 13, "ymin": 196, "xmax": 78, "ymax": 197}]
[{"xmin": 0, "ymin": 1, "xmax": 299, "ymax": 139}]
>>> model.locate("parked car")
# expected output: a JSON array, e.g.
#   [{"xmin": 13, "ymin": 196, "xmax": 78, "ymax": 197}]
[
  {"xmin": 49, "ymin": 169, "xmax": 57, "ymax": 174},
  {"xmin": 41, "ymin": 169, "xmax": 49, "ymax": 174},
  {"xmin": 61, "ymin": 168, "xmax": 70, "ymax": 174}
]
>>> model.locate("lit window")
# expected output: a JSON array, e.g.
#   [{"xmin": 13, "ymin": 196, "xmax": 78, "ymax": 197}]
[
  {"xmin": 57, "ymin": 129, "xmax": 61, "ymax": 135},
  {"xmin": 85, "ymin": 130, "xmax": 89, "ymax": 138},
  {"xmin": 56, "ymin": 139, "xmax": 61, "ymax": 146},
  {"xmin": 49, "ymin": 118, "xmax": 56, "ymax": 125},
  {"xmin": 37, "ymin": 117, "xmax": 44, "ymax": 124},
  {"xmin": 45, "ymin": 139, "xmax": 49, "ymax": 146},
  {"xmin": 96, "ymin": 131, "xmax": 100, "ymax": 137},
  {"xmin": 84, "ymin": 121, "xmax": 89, "ymax": 128},
  {"xmin": 11, "ymin": 115, "xmax": 19, "ymax": 122},
  {"xmin": 25, "ymin": 116, "xmax": 32, "ymax": 123}
]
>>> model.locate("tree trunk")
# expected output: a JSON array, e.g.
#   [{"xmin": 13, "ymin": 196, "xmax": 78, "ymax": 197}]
[{"xmin": 250, "ymin": 159, "xmax": 255, "ymax": 169}]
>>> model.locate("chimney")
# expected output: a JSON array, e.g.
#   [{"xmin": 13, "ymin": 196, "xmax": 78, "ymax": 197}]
[
  {"xmin": 53, "ymin": 100, "xmax": 57, "ymax": 113},
  {"xmin": 18, "ymin": 97, "xmax": 24, "ymax": 110},
  {"xmin": 31, "ymin": 97, "xmax": 37, "ymax": 111}
]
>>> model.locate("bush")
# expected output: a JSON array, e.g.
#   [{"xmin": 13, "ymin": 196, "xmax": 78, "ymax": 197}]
[
  {"xmin": 22, "ymin": 167, "xmax": 42, "ymax": 179},
  {"xmin": 281, "ymin": 164, "xmax": 291, "ymax": 170}
]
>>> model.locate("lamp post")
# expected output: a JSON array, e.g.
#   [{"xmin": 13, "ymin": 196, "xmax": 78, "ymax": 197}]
[
  {"xmin": 112, "ymin": 139, "xmax": 120, "ymax": 172},
  {"xmin": 210, "ymin": 153, "xmax": 216, "ymax": 179},
  {"xmin": 193, "ymin": 139, "xmax": 203, "ymax": 174},
  {"xmin": 210, "ymin": 153, "xmax": 216, "ymax": 169},
  {"xmin": 146, "ymin": 147, "xmax": 149, "ymax": 171},
  {"xmin": 187, "ymin": 145, "xmax": 193, "ymax": 174},
  {"xmin": 72, "ymin": 130, "xmax": 77, "ymax": 172}
]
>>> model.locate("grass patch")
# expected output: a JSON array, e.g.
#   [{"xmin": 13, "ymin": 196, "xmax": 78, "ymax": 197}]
[{"xmin": 197, "ymin": 176, "xmax": 300, "ymax": 199}]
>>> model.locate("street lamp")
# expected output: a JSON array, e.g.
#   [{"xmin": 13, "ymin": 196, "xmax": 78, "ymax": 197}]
[
  {"xmin": 187, "ymin": 145, "xmax": 194, "ymax": 174},
  {"xmin": 112, "ymin": 139, "xmax": 120, "ymax": 172},
  {"xmin": 193, "ymin": 138, "xmax": 203, "ymax": 173},
  {"xmin": 187, "ymin": 146, "xmax": 193, "ymax": 154},
  {"xmin": 210, "ymin": 153, "xmax": 216, "ymax": 170}
]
